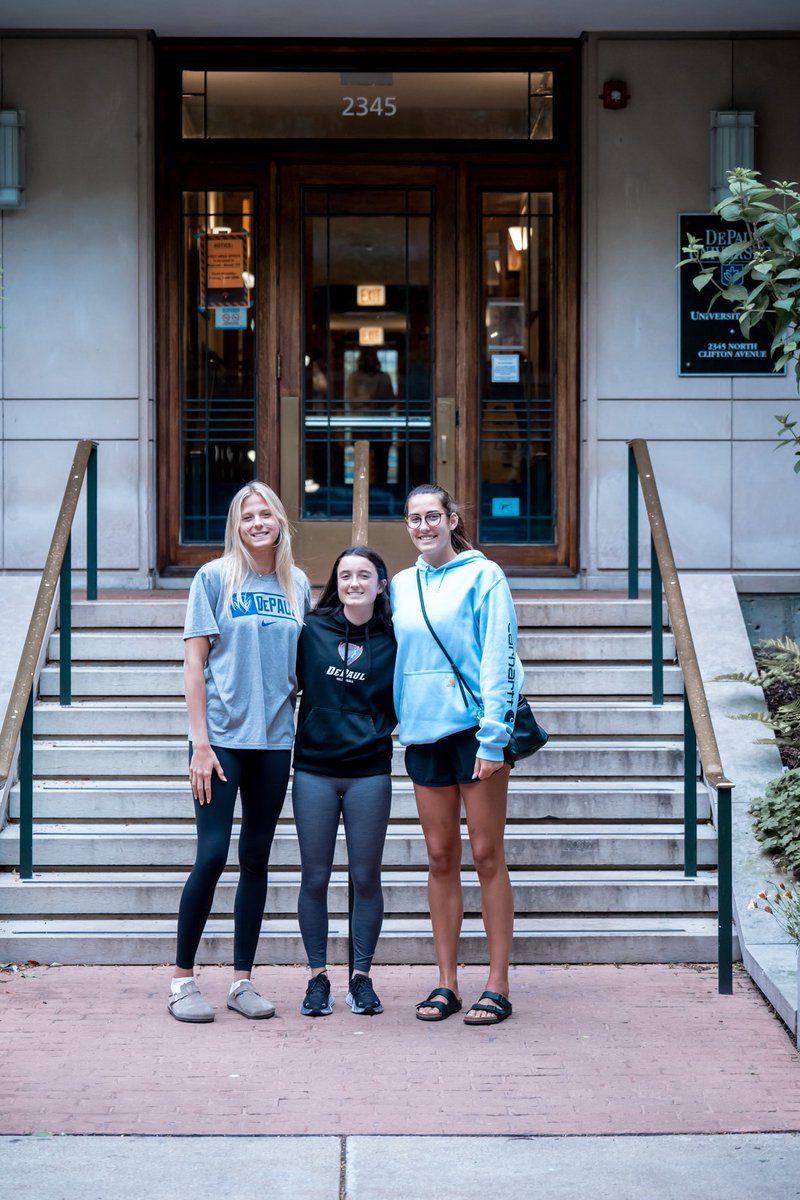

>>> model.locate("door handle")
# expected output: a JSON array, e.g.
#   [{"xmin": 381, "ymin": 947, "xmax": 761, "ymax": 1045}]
[{"xmin": 435, "ymin": 397, "xmax": 456, "ymax": 493}]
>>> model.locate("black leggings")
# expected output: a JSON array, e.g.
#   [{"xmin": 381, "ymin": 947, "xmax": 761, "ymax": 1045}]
[{"xmin": 175, "ymin": 745, "xmax": 291, "ymax": 972}]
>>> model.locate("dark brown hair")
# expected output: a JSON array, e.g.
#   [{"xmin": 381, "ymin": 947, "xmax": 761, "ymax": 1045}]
[
  {"xmin": 404, "ymin": 484, "xmax": 473, "ymax": 555},
  {"xmin": 315, "ymin": 545, "xmax": 393, "ymax": 635}
]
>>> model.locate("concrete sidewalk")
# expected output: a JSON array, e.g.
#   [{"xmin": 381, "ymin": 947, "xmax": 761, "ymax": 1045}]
[
  {"xmin": 3, "ymin": 1133, "xmax": 800, "ymax": 1200},
  {"xmin": 2, "ymin": 963, "xmax": 799, "ymax": 1137}
]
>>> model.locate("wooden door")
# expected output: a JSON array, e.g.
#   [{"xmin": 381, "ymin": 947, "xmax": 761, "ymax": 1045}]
[{"xmin": 276, "ymin": 164, "xmax": 457, "ymax": 582}]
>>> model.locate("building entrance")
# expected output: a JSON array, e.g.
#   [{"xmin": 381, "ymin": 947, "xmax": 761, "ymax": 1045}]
[{"xmin": 156, "ymin": 44, "xmax": 578, "ymax": 579}]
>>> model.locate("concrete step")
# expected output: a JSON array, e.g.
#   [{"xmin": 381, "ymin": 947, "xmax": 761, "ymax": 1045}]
[
  {"xmin": 516, "ymin": 632, "xmax": 675, "ymax": 662},
  {"xmin": 520, "ymin": 665, "xmax": 682, "ymax": 698},
  {"xmin": 24, "ymin": 739, "xmax": 692, "ymax": 780},
  {"xmin": 70, "ymin": 597, "xmax": 667, "ymax": 631},
  {"xmin": 512, "ymin": 598, "xmax": 668, "ymax": 628},
  {"xmin": 9, "ymin": 780, "xmax": 708, "ymax": 823},
  {"xmin": 71, "ymin": 600, "xmax": 188, "ymax": 629},
  {"xmin": 38, "ymin": 663, "xmax": 685, "ymax": 699},
  {"xmin": 48, "ymin": 629, "xmax": 677, "ymax": 665},
  {"xmin": 49, "ymin": 632, "xmax": 184, "ymax": 663},
  {"xmin": 0, "ymin": 822, "xmax": 718, "ymax": 870},
  {"xmin": 39, "ymin": 666, "xmax": 186, "ymax": 698},
  {"xmin": 67, "ymin": 597, "xmax": 662, "ymax": 633},
  {"xmin": 0, "ymin": 914, "xmax": 735, "ymax": 965},
  {"xmin": 0, "ymin": 869, "xmax": 718, "ymax": 916},
  {"xmin": 32, "ymin": 700, "xmax": 686, "ymax": 739}
]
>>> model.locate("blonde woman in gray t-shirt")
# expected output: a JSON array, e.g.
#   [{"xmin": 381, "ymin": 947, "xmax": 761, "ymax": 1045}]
[{"xmin": 168, "ymin": 482, "xmax": 310, "ymax": 1024}]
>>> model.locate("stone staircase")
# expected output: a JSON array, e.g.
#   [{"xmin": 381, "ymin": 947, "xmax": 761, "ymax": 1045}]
[{"xmin": 0, "ymin": 595, "xmax": 723, "ymax": 965}]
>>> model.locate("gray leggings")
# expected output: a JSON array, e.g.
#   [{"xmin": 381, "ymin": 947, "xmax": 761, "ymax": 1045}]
[{"xmin": 292, "ymin": 771, "xmax": 392, "ymax": 973}]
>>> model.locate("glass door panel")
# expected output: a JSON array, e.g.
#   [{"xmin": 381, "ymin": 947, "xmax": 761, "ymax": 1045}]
[
  {"xmin": 302, "ymin": 189, "xmax": 433, "ymax": 521},
  {"xmin": 479, "ymin": 190, "xmax": 555, "ymax": 545},
  {"xmin": 180, "ymin": 190, "xmax": 257, "ymax": 542}
]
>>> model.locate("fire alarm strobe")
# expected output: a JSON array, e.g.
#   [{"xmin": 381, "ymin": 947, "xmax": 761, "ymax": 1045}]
[{"xmin": 600, "ymin": 80, "xmax": 630, "ymax": 110}]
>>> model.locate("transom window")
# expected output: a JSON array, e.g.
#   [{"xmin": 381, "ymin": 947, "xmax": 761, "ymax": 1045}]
[{"xmin": 182, "ymin": 70, "xmax": 554, "ymax": 141}]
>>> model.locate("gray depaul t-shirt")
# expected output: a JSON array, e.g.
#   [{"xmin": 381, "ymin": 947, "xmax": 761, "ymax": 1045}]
[{"xmin": 184, "ymin": 559, "xmax": 310, "ymax": 750}]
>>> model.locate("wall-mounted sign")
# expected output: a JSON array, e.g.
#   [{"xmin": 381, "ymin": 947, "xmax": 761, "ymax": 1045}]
[
  {"xmin": 490, "ymin": 353, "xmax": 521, "ymax": 383},
  {"xmin": 359, "ymin": 326, "xmax": 384, "ymax": 346},
  {"xmin": 678, "ymin": 214, "xmax": 781, "ymax": 377},
  {"xmin": 214, "ymin": 307, "xmax": 249, "ymax": 330},
  {"xmin": 492, "ymin": 497, "xmax": 520, "ymax": 517},
  {"xmin": 357, "ymin": 285, "xmax": 386, "ymax": 306},
  {"xmin": 197, "ymin": 231, "xmax": 251, "ymax": 310}
]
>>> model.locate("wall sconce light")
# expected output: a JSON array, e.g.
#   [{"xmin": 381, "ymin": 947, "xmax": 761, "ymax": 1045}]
[
  {"xmin": 0, "ymin": 110, "xmax": 25, "ymax": 209},
  {"xmin": 710, "ymin": 110, "xmax": 756, "ymax": 206},
  {"xmin": 600, "ymin": 80, "xmax": 629, "ymax": 110}
]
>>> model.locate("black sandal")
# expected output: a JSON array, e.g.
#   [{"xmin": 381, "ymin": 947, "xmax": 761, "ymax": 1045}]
[
  {"xmin": 415, "ymin": 987, "xmax": 462, "ymax": 1022},
  {"xmin": 463, "ymin": 990, "xmax": 512, "ymax": 1025}
]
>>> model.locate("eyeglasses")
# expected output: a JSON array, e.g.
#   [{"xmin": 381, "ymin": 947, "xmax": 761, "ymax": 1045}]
[{"xmin": 405, "ymin": 511, "xmax": 444, "ymax": 528}]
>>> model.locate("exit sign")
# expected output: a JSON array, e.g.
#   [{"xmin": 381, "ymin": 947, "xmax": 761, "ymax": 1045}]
[{"xmin": 357, "ymin": 284, "xmax": 386, "ymax": 306}]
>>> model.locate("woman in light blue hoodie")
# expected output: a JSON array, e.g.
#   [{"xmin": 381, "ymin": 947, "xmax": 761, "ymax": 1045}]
[{"xmin": 391, "ymin": 484, "xmax": 522, "ymax": 1027}]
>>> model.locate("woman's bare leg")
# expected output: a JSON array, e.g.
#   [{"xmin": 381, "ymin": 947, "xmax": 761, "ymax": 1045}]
[
  {"xmin": 461, "ymin": 764, "xmax": 513, "ymax": 1019},
  {"xmin": 413, "ymin": 783, "xmax": 463, "ymax": 1015}
]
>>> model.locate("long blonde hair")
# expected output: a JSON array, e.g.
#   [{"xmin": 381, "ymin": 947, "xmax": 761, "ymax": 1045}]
[{"xmin": 221, "ymin": 482, "xmax": 303, "ymax": 621}]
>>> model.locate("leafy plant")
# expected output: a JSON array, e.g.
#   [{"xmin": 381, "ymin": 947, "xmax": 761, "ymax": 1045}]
[
  {"xmin": 750, "ymin": 771, "xmax": 800, "ymax": 878},
  {"xmin": 749, "ymin": 878, "xmax": 800, "ymax": 942},
  {"xmin": 775, "ymin": 411, "xmax": 800, "ymax": 474},
  {"xmin": 713, "ymin": 636, "xmax": 800, "ymax": 752},
  {"xmin": 679, "ymin": 168, "xmax": 800, "ymax": 387}
]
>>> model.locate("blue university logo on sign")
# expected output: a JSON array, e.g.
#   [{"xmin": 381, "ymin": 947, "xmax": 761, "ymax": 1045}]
[{"xmin": 338, "ymin": 641, "xmax": 364, "ymax": 665}]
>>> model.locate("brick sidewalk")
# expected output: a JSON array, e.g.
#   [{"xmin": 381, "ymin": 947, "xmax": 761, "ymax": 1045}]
[{"xmin": 1, "ymin": 963, "xmax": 799, "ymax": 1136}]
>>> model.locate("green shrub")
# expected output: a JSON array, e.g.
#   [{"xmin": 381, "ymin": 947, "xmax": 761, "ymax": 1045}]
[
  {"xmin": 750, "ymin": 769, "xmax": 800, "ymax": 876},
  {"xmin": 714, "ymin": 636, "xmax": 800, "ymax": 754}
]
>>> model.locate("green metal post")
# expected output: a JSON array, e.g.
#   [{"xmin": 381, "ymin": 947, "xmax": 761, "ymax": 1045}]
[
  {"xmin": 650, "ymin": 537, "xmax": 663, "ymax": 706},
  {"xmin": 717, "ymin": 784, "xmax": 733, "ymax": 995},
  {"xmin": 86, "ymin": 445, "xmax": 98, "ymax": 601},
  {"xmin": 628, "ymin": 446, "xmax": 638, "ymax": 600},
  {"xmin": 59, "ymin": 532, "xmax": 72, "ymax": 706},
  {"xmin": 683, "ymin": 694, "xmax": 697, "ymax": 878},
  {"xmin": 19, "ymin": 690, "xmax": 34, "ymax": 880}
]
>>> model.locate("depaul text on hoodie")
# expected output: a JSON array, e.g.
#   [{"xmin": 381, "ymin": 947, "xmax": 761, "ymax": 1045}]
[
  {"xmin": 390, "ymin": 550, "xmax": 523, "ymax": 761},
  {"xmin": 293, "ymin": 606, "xmax": 397, "ymax": 777}
]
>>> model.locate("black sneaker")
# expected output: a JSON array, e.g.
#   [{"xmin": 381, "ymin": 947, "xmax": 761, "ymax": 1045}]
[
  {"xmin": 301, "ymin": 971, "xmax": 334, "ymax": 1017},
  {"xmin": 346, "ymin": 972, "xmax": 383, "ymax": 1015}
]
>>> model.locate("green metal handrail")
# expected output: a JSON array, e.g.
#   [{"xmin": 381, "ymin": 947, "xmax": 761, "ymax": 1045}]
[
  {"xmin": 627, "ymin": 439, "xmax": 734, "ymax": 995},
  {"xmin": 0, "ymin": 440, "xmax": 99, "ymax": 879}
]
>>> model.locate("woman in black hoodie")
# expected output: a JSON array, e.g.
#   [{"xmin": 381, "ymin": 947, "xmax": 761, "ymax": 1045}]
[{"xmin": 293, "ymin": 545, "xmax": 396, "ymax": 1017}]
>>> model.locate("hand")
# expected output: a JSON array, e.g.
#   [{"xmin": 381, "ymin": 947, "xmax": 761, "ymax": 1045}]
[
  {"xmin": 472, "ymin": 756, "xmax": 504, "ymax": 781},
  {"xmin": 189, "ymin": 744, "xmax": 227, "ymax": 804}
]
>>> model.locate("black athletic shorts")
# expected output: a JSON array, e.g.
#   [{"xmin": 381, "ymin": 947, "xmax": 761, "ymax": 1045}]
[{"xmin": 405, "ymin": 726, "xmax": 486, "ymax": 788}]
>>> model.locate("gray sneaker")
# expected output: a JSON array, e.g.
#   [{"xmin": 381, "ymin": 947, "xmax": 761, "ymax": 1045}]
[
  {"xmin": 167, "ymin": 979, "xmax": 215, "ymax": 1023},
  {"xmin": 227, "ymin": 980, "xmax": 275, "ymax": 1020}
]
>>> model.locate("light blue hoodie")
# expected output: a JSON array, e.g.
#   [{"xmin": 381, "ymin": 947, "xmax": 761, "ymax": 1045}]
[{"xmin": 390, "ymin": 550, "xmax": 523, "ymax": 761}]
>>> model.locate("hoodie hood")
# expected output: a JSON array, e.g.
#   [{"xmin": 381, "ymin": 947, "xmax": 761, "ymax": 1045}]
[
  {"xmin": 416, "ymin": 549, "xmax": 486, "ymax": 592},
  {"xmin": 309, "ymin": 605, "xmax": 386, "ymax": 637}
]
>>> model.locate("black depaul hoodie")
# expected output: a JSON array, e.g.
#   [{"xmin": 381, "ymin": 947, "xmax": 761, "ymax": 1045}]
[{"xmin": 293, "ymin": 606, "xmax": 397, "ymax": 777}]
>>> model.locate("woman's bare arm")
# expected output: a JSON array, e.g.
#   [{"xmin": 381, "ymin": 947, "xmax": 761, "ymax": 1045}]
[{"xmin": 184, "ymin": 636, "xmax": 227, "ymax": 804}]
